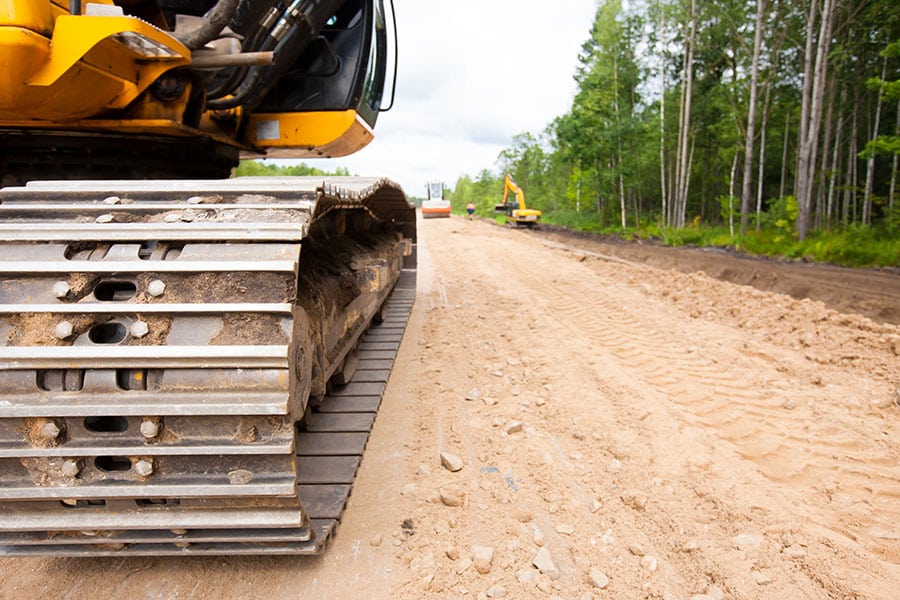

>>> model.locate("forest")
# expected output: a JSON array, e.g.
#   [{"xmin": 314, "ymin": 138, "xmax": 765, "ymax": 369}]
[{"xmin": 449, "ymin": 0, "xmax": 899, "ymax": 267}]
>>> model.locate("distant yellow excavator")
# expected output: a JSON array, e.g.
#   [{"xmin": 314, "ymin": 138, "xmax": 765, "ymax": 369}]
[{"xmin": 495, "ymin": 173, "xmax": 540, "ymax": 227}]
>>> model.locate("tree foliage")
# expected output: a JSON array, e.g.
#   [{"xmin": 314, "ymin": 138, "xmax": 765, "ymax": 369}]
[
  {"xmin": 234, "ymin": 161, "xmax": 350, "ymax": 177},
  {"xmin": 450, "ymin": 0, "xmax": 900, "ymax": 264}
]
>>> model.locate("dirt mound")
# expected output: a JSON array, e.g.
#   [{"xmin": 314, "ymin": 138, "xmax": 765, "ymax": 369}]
[{"xmin": 536, "ymin": 223, "xmax": 900, "ymax": 325}]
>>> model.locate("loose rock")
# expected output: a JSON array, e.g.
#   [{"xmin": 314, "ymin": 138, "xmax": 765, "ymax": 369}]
[
  {"xmin": 621, "ymin": 493, "xmax": 647, "ymax": 511},
  {"xmin": 751, "ymin": 570, "xmax": 772, "ymax": 585},
  {"xmin": 440, "ymin": 452, "xmax": 465, "ymax": 472},
  {"xmin": 706, "ymin": 584, "xmax": 726, "ymax": 600},
  {"xmin": 516, "ymin": 569, "xmax": 536, "ymax": 585},
  {"xmin": 588, "ymin": 567, "xmax": 609, "ymax": 589},
  {"xmin": 440, "ymin": 488, "xmax": 464, "ymax": 507},
  {"xmin": 487, "ymin": 584, "xmax": 506, "ymax": 598},
  {"xmin": 472, "ymin": 545, "xmax": 494, "ymax": 574},
  {"xmin": 733, "ymin": 533, "xmax": 764, "ymax": 550},
  {"xmin": 466, "ymin": 388, "xmax": 481, "ymax": 402},
  {"xmin": 456, "ymin": 558, "xmax": 473, "ymax": 574},
  {"xmin": 783, "ymin": 545, "xmax": 807, "ymax": 558},
  {"xmin": 505, "ymin": 421, "xmax": 524, "ymax": 434},
  {"xmin": 640, "ymin": 555, "xmax": 658, "ymax": 572},
  {"xmin": 515, "ymin": 510, "xmax": 533, "ymax": 523},
  {"xmin": 533, "ymin": 547, "xmax": 560, "ymax": 580}
]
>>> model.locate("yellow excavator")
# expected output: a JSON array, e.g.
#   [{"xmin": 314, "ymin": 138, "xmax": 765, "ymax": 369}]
[
  {"xmin": 0, "ymin": 0, "xmax": 415, "ymax": 556},
  {"xmin": 494, "ymin": 173, "xmax": 540, "ymax": 227}
]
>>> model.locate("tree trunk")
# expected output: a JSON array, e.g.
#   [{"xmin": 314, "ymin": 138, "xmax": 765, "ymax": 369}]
[
  {"xmin": 795, "ymin": 0, "xmax": 836, "ymax": 241},
  {"xmin": 658, "ymin": 0, "xmax": 667, "ymax": 226},
  {"xmin": 863, "ymin": 55, "xmax": 887, "ymax": 224},
  {"xmin": 756, "ymin": 82, "xmax": 772, "ymax": 232},
  {"xmin": 741, "ymin": 0, "xmax": 767, "ymax": 235},
  {"xmin": 613, "ymin": 52, "xmax": 626, "ymax": 228},
  {"xmin": 780, "ymin": 110, "xmax": 790, "ymax": 200},
  {"xmin": 843, "ymin": 100, "xmax": 858, "ymax": 225},
  {"xmin": 729, "ymin": 150, "xmax": 738, "ymax": 237},
  {"xmin": 794, "ymin": 0, "xmax": 817, "ymax": 218},
  {"xmin": 674, "ymin": 0, "xmax": 696, "ymax": 228},
  {"xmin": 891, "ymin": 100, "xmax": 899, "ymax": 211},
  {"xmin": 826, "ymin": 87, "xmax": 846, "ymax": 230},
  {"xmin": 816, "ymin": 78, "xmax": 836, "ymax": 230}
]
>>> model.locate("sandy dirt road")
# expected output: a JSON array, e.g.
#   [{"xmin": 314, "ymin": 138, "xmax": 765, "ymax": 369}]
[{"xmin": 1, "ymin": 216, "xmax": 898, "ymax": 599}]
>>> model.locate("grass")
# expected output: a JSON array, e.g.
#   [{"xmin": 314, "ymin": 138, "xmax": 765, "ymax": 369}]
[{"xmin": 539, "ymin": 211, "xmax": 899, "ymax": 268}]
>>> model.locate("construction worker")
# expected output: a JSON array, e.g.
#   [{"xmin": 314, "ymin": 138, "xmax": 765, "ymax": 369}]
[{"xmin": 466, "ymin": 202, "xmax": 475, "ymax": 220}]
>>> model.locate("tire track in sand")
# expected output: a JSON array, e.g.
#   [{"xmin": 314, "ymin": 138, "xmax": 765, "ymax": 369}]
[{"xmin": 499, "ymin": 231, "xmax": 900, "ymax": 563}]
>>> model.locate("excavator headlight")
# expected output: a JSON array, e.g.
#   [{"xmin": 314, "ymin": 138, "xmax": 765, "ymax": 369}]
[{"xmin": 113, "ymin": 31, "xmax": 180, "ymax": 58}]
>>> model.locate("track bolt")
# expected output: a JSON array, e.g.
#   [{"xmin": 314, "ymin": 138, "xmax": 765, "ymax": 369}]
[
  {"xmin": 134, "ymin": 459, "xmax": 154, "ymax": 477},
  {"xmin": 130, "ymin": 321, "xmax": 150, "ymax": 338},
  {"xmin": 61, "ymin": 459, "xmax": 81, "ymax": 478},
  {"xmin": 170, "ymin": 528, "xmax": 188, "ymax": 536},
  {"xmin": 147, "ymin": 279, "xmax": 166, "ymax": 297},
  {"xmin": 140, "ymin": 419, "xmax": 160, "ymax": 439},
  {"xmin": 52, "ymin": 281, "xmax": 71, "ymax": 299},
  {"xmin": 54, "ymin": 321, "xmax": 74, "ymax": 340},
  {"xmin": 39, "ymin": 421, "xmax": 61, "ymax": 440}
]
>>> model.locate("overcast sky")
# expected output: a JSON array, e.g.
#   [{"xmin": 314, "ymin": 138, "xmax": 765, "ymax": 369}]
[{"xmin": 297, "ymin": 0, "xmax": 599, "ymax": 197}]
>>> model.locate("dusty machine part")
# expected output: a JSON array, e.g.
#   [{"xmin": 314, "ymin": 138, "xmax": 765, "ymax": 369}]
[{"xmin": 0, "ymin": 176, "xmax": 416, "ymax": 555}]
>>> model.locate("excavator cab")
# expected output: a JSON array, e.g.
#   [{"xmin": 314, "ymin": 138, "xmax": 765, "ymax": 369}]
[{"xmin": 247, "ymin": 0, "xmax": 394, "ymax": 157}]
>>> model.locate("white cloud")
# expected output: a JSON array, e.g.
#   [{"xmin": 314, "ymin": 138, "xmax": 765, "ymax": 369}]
[{"xmin": 290, "ymin": 0, "xmax": 598, "ymax": 196}]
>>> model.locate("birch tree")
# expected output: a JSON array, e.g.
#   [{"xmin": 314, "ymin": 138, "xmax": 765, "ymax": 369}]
[
  {"xmin": 673, "ymin": 0, "xmax": 697, "ymax": 228},
  {"xmin": 740, "ymin": 0, "xmax": 767, "ymax": 235},
  {"xmin": 795, "ymin": 0, "xmax": 838, "ymax": 240}
]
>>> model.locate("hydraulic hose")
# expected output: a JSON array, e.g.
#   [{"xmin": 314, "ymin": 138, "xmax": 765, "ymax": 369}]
[
  {"xmin": 176, "ymin": 0, "xmax": 240, "ymax": 50},
  {"xmin": 207, "ymin": 0, "xmax": 345, "ymax": 111}
]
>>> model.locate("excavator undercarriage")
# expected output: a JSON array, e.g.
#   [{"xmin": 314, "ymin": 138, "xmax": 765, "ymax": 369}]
[{"xmin": 0, "ymin": 177, "xmax": 416, "ymax": 555}]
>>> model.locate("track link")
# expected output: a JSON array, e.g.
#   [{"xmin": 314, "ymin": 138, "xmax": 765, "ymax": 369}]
[{"xmin": 0, "ymin": 177, "xmax": 416, "ymax": 555}]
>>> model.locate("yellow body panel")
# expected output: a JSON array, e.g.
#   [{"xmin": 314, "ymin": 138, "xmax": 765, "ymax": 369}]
[
  {"xmin": 0, "ymin": 12, "xmax": 189, "ymax": 121},
  {"xmin": 246, "ymin": 110, "xmax": 374, "ymax": 158},
  {"xmin": 0, "ymin": 1, "xmax": 52, "ymax": 35}
]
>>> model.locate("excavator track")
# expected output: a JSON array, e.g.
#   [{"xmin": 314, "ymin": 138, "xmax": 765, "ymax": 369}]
[{"xmin": 0, "ymin": 177, "xmax": 416, "ymax": 555}]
